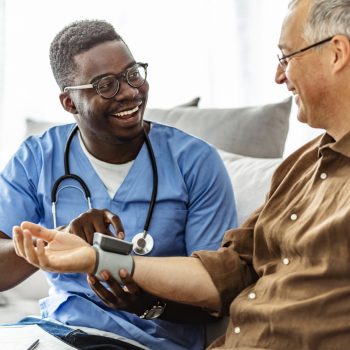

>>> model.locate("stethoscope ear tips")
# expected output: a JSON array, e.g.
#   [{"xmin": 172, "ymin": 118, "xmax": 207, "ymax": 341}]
[{"xmin": 132, "ymin": 232, "xmax": 154, "ymax": 255}]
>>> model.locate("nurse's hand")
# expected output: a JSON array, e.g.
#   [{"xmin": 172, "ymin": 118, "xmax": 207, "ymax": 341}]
[
  {"xmin": 87, "ymin": 269, "xmax": 156, "ymax": 315},
  {"xmin": 60, "ymin": 209, "xmax": 125, "ymax": 245},
  {"xmin": 13, "ymin": 221, "xmax": 96, "ymax": 274}
]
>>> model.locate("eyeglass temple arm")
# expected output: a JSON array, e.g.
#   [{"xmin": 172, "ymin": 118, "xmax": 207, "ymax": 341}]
[{"xmin": 64, "ymin": 84, "xmax": 94, "ymax": 92}]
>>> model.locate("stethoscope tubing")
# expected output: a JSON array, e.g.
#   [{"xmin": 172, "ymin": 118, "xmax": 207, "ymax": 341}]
[
  {"xmin": 51, "ymin": 124, "xmax": 158, "ymax": 252},
  {"xmin": 142, "ymin": 126, "xmax": 158, "ymax": 236}
]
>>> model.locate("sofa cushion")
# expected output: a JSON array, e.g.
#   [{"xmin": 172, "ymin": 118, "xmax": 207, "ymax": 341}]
[
  {"xmin": 144, "ymin": 97, "xmax": 292, "ymax": 158},
  {"xmin": 25, "ymin": 98, "xmax": 291, "ymax": 158},
  {"xmin": 217, "ymin": 149, "xmax": 282, "ymax": 225},
  {"xmin": 174, "ymin": 96, "xmax": 201, "ymax": 107}
]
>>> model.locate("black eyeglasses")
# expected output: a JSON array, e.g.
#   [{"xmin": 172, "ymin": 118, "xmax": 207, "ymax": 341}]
[
  {"xmin": 64, "ymin": 62, "xmax": 148, "ymax": 99},
  {"xmin": 277, "ymin": 36, "xmax": 333, "ymax": 70}
]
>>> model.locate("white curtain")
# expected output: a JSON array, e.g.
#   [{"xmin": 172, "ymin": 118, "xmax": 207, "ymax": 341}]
[
  {"xmin": 0, "ymin": 0, "xmax": 4, "ymax": 136},
  {"xmin": 0, "ymin": 0, "xmax": 322, "ymax": 168}
]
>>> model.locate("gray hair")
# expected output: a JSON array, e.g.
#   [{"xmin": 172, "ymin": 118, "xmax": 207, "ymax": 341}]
[{"xmin": 304, "ymin": 0, "xmax": 350, "ymax": 43}]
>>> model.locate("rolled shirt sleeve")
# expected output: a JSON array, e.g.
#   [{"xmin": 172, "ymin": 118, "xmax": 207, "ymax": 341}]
[{"xmin": 192, "ymin": 208, "xmax": 260, "ymax": 315}]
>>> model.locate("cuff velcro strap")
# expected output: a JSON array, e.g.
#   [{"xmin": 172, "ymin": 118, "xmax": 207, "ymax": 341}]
[{"xmin": 93, "ymin": 245, "xmax": 134, "ymax": 285}]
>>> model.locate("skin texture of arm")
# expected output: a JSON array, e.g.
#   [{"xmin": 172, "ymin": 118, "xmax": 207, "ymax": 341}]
[
  {"xmin": 14, "ymin": 222, "xmax": 221, "ymax": 311},
  {"xmin": 132, "ymin": 256, "xmax": 220, "ymax": 311},
  {"xmin": 0, "ymin": 231, "xmax": 37, "ymax": 291}
]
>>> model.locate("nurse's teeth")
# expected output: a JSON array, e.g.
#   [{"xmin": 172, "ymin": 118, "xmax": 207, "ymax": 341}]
[{"xmin": 114, "ymin": 106, "xmax": 139, "ymax": 117}]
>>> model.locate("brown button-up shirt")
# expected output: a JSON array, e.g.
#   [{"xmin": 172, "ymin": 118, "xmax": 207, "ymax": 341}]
[{"xmin": 194, "ymin": 131, "xmax": 350, "ymax": 350}]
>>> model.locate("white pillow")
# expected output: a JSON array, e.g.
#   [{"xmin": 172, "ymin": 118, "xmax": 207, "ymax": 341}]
[{"xmin": 218, "ymin": 150, "xmax": 282, "ymax": 225}]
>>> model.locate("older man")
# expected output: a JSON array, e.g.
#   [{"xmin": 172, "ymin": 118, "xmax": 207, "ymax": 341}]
[{"xmin": 14, "ymin": 0, "xmax": 350, "ymax": 349}]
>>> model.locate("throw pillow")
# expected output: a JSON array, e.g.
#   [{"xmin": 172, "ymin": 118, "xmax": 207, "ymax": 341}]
[
  {"xmin": 217, "ymin": 149, "xmax": 282, "ymax": 225},
  {"xmin": 25, "ymin": 98, "xmax": 291, "ymax": 159},
  {"xmin": 144, "ymin": 97, "xmax": 292, "ymax": 158},
  {"xmin": 174, "ymin": 96, "xmax": 200, "ymax": 107}
]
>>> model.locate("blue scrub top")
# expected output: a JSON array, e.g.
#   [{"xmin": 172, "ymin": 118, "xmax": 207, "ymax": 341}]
[{"xmin": 0, "ymin": 122, "xmax": 237, "ymax": 350}]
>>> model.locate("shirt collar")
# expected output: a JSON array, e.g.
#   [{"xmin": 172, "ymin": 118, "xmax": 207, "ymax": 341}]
[{"xmin": 318, "ymin": 130, "xmax": 350, "ymax": 159}]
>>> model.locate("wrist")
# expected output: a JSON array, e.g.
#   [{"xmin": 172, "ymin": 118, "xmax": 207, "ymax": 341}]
[
  {"xmin": 87, "ymin": 247, "xmax": 97, "ymax": 274},
  {"xmin": 92, "ymin": 245, "xmax": 134, "ymax": 284}
]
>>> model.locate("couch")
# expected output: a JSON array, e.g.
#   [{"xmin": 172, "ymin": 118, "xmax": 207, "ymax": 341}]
[{"xmin": 0, "ymin": 97, "xmax": 292, "ymax": 345}]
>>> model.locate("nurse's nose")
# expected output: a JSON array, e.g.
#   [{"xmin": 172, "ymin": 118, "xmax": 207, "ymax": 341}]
[{"xmin": 114, "ymin": 80, "xmax": 139, "ymax": 101}]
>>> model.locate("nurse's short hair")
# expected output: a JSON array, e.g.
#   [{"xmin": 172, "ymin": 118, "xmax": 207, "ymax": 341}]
[{"xmin": 49, "ymin": 19, "xmax": 125, "ymax": 91}]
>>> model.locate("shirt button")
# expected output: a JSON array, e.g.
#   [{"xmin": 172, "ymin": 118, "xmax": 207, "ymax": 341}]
[
  {"xmin": 234, "ymin": 326, "xmax": 241, "ymax": 334},
  {"xmin": 248, "ymin": 292, "xmax": 256, "ymax": 300},
  {"xmin": 290, "ymin": 213, "xmax": 298, "ymax": 221},
  {"xmin": 282, "ymin": 258, "xmax": 290, "ymax": 265},
  {"xmin": 320, "ymin": 172, "xmax": 327, "ymax": 180}
]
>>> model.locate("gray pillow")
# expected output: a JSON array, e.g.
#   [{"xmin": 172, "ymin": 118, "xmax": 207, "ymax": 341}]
[
  {"xmin": 25, "ymin": 97, "xmax": 291, "ymax": 158},
  {"xmin": 174, "ymin": 96, "xmax": 201, "ymax": 107},
  {"xmin": 217, "ymin": 149, "xmax": 282, "ymax": 225},
  {"xmin": 144, "ymin": 97, "xmax": 292, "ymax": 158}
]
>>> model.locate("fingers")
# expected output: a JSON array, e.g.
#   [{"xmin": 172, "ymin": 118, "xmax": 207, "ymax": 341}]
[
  {"xmin": 20, "ymin": 222, "xmax": 56, "ymax": 242},
  {"xmin": 101, "ymin": 270, "xmax": 125, "ymax": 294},
  {"xmin": 80, "ymin": 222, "xmax": 96, "ymax": 244},
  {"xmin": 69, "ymin": 217, "xmax": 99, "ymax": 244},
  {"xmin": 104, "ymin": 210, "xmax": 124, "ymax": 237},
  {"xmin": 13, "ymin": 228, "xmax": 40, "ymax": 267},
  {"xmin": 119, "ymin": 269, "xmax": 140, "ymax": 294},
  {"xmin": 116, "ymin": 231, "xmax": 125, "ymax": 240},
  {"xmin": 88, "ymin": 270, "xmax": 152, "ymax": 315},
  {"xmin": 87, "ymin": 274, "xmax": 124, "ymax": 308},
  {"xmin": 68, "ymin": 220, "xmax": 90, "ymax": 242},
  {"xmin": 94, "ymin": 220, "xmax": 112, "ymax": 236},
  {"xmin": 24, "ymin": 235, "xmax": 51, "ymax": 271},
  {"xmin": 68, "ymin": 209, "xmax": 124, "ymax": 243},
  {"xmin": 22, "ymin": 229, "xmax": 39, "ymax": 266},
  {"xmin": 13, "ymin": 226, "xmax": 24, "ymax": 257}
]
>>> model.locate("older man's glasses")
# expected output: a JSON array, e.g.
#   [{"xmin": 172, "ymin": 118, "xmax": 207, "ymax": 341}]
[
  {"xmin": 277, "ymin": 36, "xmax": 333, "ymax": 70},
  {"xmin": 64, "ymin": 62, "xmax": 148, "ymax": 99}
]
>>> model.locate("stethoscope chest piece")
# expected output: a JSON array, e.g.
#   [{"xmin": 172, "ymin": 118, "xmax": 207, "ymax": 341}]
[{"xmin": 132, "ymin": 231, "xmax": 154, "ymax": 255}]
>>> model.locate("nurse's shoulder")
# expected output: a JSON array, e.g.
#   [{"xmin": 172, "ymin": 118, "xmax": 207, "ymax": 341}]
[
  {"xmin": 149, "ymin": 122, "xmax": 218, "ymax": 161},
  {"xmin": 9, "ymin": 123, "xmax": 77, "ymax": 171}
]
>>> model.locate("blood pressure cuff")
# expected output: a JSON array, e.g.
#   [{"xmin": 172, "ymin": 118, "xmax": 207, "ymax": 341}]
[{"xmin": 93, "ymin": 245, "xmax": 134, "ymax": 284}]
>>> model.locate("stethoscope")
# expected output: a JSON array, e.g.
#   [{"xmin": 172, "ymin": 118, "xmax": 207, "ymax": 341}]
[{"xmin": 51, "ymin": 124, "xmax": 158, "ymax": 255}]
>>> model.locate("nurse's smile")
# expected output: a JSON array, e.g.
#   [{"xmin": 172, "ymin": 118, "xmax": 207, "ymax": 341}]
[{"xmin": 110, "ymin": 104, "xmax": 142, "ymax": 127}]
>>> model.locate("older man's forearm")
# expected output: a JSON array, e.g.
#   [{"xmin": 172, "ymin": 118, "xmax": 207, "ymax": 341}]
[{"xmin": 133, "ymin": 256, "xmax": 221, "ymax": 311}]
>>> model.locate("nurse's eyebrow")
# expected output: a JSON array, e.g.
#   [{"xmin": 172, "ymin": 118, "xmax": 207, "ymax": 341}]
[{"xmin": 90, "ymin": 61, "xmax": 137, "ymax": 84}]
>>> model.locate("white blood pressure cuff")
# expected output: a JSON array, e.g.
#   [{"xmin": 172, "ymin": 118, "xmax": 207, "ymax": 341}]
[{"xmin": 93, "ymin": 245, "xmax": 134, "ymax": 285}]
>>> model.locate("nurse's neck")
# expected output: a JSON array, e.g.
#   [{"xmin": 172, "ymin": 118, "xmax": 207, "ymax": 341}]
[{"xmin": 79, "ymin": 122, "xmax": 150, "ymax": 164}]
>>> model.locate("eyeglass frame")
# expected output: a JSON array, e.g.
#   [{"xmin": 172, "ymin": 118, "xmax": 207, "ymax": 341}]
[
  {"xmin": 63, "ymin": 62, "xmax": 148, "ymax": 99},
  {"xmin": 277, "ymin": 36, "xmax": 333, "ymax": 69}
]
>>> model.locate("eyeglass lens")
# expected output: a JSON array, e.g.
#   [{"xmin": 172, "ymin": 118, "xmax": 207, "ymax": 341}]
[{"xmin": 97, "ymin": 64, "xmax": 147, "ymax": 98}]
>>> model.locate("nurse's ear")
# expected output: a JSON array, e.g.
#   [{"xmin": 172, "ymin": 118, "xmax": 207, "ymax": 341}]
[{"xmin": 59, "ymin": 91, "xmax": 78, "ymax": 115}]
